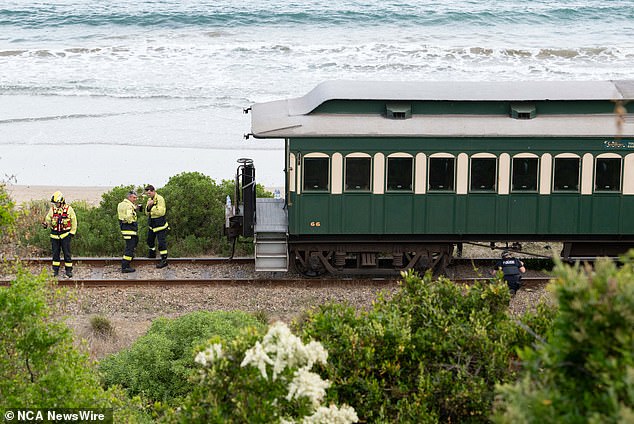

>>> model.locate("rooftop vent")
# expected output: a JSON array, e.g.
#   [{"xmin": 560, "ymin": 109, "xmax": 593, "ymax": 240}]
[
  {"xmin": 510, "ymin": 103, "xmax": 536, "ymax": 120},
  {"xmin": 386, "ymin": 103, "xmax": 412, "ymax": 120}
]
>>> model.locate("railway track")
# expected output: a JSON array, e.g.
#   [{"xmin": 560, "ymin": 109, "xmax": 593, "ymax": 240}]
[{"xmin": 0, "ymin": 256, "xmax": 553, "ymax": 288}]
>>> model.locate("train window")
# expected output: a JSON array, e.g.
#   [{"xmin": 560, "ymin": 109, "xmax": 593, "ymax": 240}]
[
  {"xmin": 428, "ymin": 157, "xmax": 455, "ymax": 191},
  {"xmin": 512, "ymin": 157, "xmax": 538, "ymax": 191},
  {"xmin": 387, "ymin": 157, "xmax": 413, "ymax": 191},
  {"xmin": 553, "ymin": 157, "xmax": 580, "ymax": 191},
  {"xmin": 345, "ymin": 157, "xmax": 371, "ymax": 191},
  {"xmin": 303, "ymin": 157, "xmax": 330, "ymax": 191},
  {"xmin": 595, "ymin": 157, "xmax": 622, "ymax": 191},
  {"xmin": 470, "ymin": 157, "xmax": 497, "ymax": 191}
]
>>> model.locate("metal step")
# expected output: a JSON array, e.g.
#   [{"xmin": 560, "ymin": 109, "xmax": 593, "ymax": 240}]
[{"xmin": 255, "ymin": 233, "xmax": 288, "ymax": 272}]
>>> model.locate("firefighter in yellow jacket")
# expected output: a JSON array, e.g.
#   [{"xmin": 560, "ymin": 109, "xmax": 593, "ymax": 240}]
[
  {"xmin": 117, "ymin": 190, "xmax": 140, "ymax": 273},
  {"xmin": 42, "ymin": 191, "xmax": 77, "ymax": 278},
  {"xmin": 144, "ymin": 184, "xmax": 169, "ymax": 268}
]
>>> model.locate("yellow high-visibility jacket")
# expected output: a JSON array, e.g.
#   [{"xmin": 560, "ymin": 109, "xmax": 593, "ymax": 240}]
[
  {"xmin": 117, "ymin": 198, "xmax": 137, "ymax": 224},
  {"xmin": 45, "ymin": 203, "xmax": 77, "ymax": 238},
  {"xmin": 145, "ymin": 193, "xmax": 166, "ymax": 218}
]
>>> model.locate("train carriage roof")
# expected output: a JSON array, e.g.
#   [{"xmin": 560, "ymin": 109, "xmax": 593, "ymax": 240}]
[{"xmin": 250, "ymin": 80, "xmax": 634, "ymax": 138}]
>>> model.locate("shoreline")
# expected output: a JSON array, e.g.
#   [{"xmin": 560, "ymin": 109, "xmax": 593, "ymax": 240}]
[{"xmin": 6, "ymin": 185, "xmax": 112, "ymax": 206}]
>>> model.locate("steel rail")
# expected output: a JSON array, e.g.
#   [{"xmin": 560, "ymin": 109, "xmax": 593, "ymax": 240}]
[
  {"xmin": 11, "ymin": 257, "xmax": 254, "ymax": 266},
  {"xmin": 0, "ymin": 276, "xmax": 552, "ymax": 288}
]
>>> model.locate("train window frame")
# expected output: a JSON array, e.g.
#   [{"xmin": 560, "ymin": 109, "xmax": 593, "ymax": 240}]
[
  {"xmin": 511, "ymin": 154, "xmax": 539, "ymax": 192},
  {"xmin": 386, "ymin": 154, "xmax": 414, "ymax": 192},
  {"xmin": 302, "ymin": 154, "xmax": 330, "ymax": 192},
  {"xmin": 469, "ymin": 154, "xmax": 497, "ymax": 192},
  {"xmin": 552, "ymin": 154, "xmax": 581, "ymax": 192},
  {"xmin": 428, "ymin": 154, "xmax": 456, "ymax": 192},
  {"xmin": 344, "ymin": 153, "xmax": 372, "ymax": 192},
  {"xmin": 594, "ymin": 154, "xmax": 622, "ymax": 192}
]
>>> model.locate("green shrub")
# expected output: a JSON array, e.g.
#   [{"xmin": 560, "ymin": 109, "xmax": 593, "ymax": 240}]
[
  {"xmin": 99, "ymin": 310, "xmax": 266, "ymax": 402},
  {"xmin": 299, "ymin": 270, "xmax": 546, "ymax": 423},
  {"xmin": 161, "ymin": 322, "xmax": 358, "ymax": 424},
  {"xmin": 493, "ymin": 252, "xmax": 634, "ymax": 423},
  {"xmin": 0, "ymin": 266, "xmax": 150, "ymax": 421},
  {"xmin": 0, "ymin": 183, "xmax": 15, "ymax": 234},
  {"xmin": 90, "ymin": 315, "xmax": 115, "ymax": 338}
]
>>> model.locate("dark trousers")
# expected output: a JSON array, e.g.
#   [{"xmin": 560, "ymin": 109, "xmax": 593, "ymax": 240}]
[
  {"xmin": 504, "ymin": 275, "xmax": 522, "ymax": 291},
  {"xmin": 147, "ymin": 228, "xmax": 168, "ymax": 256},
  {"xmin": 51, "ymin": 236, "xmax": 72, "ymax": 270},
  {"xmin": 122, "ymin": 235, "xmax": 138, "ymax": 268}
]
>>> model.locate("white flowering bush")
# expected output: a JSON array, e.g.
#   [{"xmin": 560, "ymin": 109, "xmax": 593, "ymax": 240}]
[{"xmin": 162, "ymin": 322, "xmax": 358, "ymax": 424}]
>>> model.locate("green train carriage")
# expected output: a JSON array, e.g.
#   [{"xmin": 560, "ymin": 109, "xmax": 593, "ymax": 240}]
[{"xmin": 228, "ymin": 80, "xmax": 634, "ymax": 275}]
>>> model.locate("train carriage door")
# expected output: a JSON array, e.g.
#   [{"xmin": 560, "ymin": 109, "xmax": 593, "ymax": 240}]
[
  {"xmin": 385, "ymin": 153, "xmax": 414, "ymax": 233},
  {"xmin": 510, "ymin": 153, "xmax": 540, "ymax": 233},
  {"xmin": 300, "ymin": 153, "xmax": 331, "ymax": 234},
  {"xmin": 551, "ymin": 153, "xmax": 581, "ymax": 234},
  {"xmin": 592, "ymin": 153, "xmax": 623, "ymax": 233},
  {"xmin": 343, "ymin": 153, "xmax": 372, "ymax": 233},
  {"xmin": 466, "ymin": 153, "xmax": 498, "ymax": 234}
]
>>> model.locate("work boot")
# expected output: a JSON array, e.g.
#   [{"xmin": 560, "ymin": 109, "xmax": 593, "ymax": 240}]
[
  {"xmin": 65, "ymin": 268, "xmax": 73, "ymax": 278},
  {"xmin": 156, "ymin": 255, "xmax": 168, "ymax": 269},
  {"xmin": 53, "ymin": 268, "xmax": 59, "ymax": 277},
  {"xmin": 121, "ymin": 260, "xmax": 136, "ymax": 273},
  {"xmin": 148, "ymin": 249, "xmax": 156, "ymax": 258}
]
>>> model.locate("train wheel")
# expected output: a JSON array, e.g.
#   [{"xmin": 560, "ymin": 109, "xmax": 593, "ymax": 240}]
[{"xmin": 290, "ymin": 248, "xmax": 330, "ymax": 278}]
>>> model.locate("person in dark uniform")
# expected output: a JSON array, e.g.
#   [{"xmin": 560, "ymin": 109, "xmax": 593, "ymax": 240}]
[
  {"xmin": 117, "ymin": 190, "xmax": 140, "ymax": 273},
  {"xmin": 493, "ymin": 250, "xmax": 526, "ymax": 296}
]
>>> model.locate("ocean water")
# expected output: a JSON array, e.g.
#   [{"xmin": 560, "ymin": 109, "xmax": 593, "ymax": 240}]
[{"xmin": 1, "ymin": 0, "xmax": 633, "ymax": 188}]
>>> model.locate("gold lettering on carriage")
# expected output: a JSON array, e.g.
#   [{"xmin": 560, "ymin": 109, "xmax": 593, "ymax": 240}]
[
  {"xmin": 603, "ymin": 140, "xmax": 626, "ymax": 149},
  {"xmin": 310, "ymin": 221, "xmax": 321, "ymax": 227}
]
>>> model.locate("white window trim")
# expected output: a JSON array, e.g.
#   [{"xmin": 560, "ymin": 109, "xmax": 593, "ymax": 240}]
[
  {"xmin": 513, "ymin": 153, "xmax": 539, "ymax": 159},
  {"xmin": 289, "ymin": 153, "xmax": 296, "ymax": 192},
  {"xmin": 540, "ymin": 153, "xmax": 552, "ymax": 195},
  {"xmin": 498, "ymin": 153, "xmax": 510, "ymax": 195},
  {"xmin": 387, "ymin": 152, "xmax": 413, "ymax": 158},
  {"xmin": 415, "ymin": 153, "xmax": 426, "ymax": 194},
  {"xmin": 457, "ymin": 153, "xmax": 468, "ymax": 194},
  {"xmin": 624, "ymin": 153, "xmax": 634, "ymax": 195},
  {"xmin": 332, "ymin": 153, "xmax": 343, "ymax": 194},
  {"xmin": 581, "ymin": 153, "xmax": 593, "ymax": 195},
  {"xmin": 373, "ymin": 153, "xmax": 385, "ymax": 194}
]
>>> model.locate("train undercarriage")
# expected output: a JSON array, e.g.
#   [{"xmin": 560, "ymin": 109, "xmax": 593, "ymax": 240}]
[
  {"xmin": 287, "ymin": 239, "xmax": 634, "ymax": 278},
  {"xmin": 289, "ymin": 242, "xmax": 454, "ymax": 277}
]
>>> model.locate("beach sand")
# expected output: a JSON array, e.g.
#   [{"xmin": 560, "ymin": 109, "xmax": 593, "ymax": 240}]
[{"xmin": 6, "ymin": 185, "xmax": 111, "ymax": 206}]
